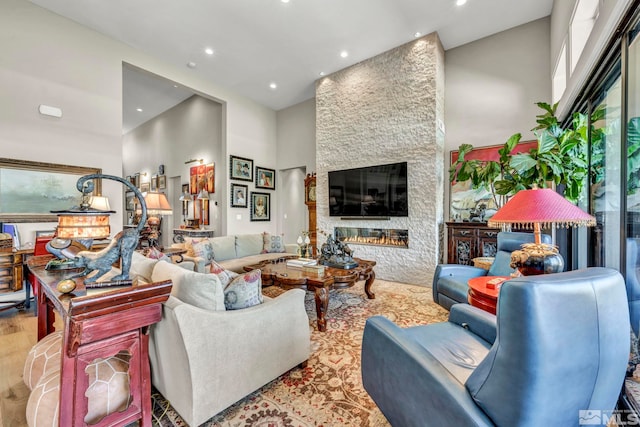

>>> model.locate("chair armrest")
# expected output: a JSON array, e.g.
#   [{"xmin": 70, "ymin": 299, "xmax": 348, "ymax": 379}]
[
  {"xmin": 361, "ymin": 316, "xmax": 493, "ymax": 427},
  {"xmin": 435, "ymin": 264, "xmax": 488, "ymax": 280},
  {"xmin": 179, "ymin": 254, "xmax": 207, "ymax": 273},
  {"xmin": 448, "ymin": 304, "xmax": 497, "ymax": 344}
]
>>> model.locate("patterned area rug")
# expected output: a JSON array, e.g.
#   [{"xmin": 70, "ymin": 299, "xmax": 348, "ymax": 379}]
[{"xmin": 150, "ymin": 279, "xmax": 449, "ymax": 426}]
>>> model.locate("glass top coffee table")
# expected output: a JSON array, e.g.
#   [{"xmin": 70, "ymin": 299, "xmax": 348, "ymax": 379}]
[{"xmin": 244, "ymin": 257, "xmax": 376, "ymax": 331}]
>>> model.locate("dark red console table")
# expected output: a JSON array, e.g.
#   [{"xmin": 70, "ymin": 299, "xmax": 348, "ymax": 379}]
[{"xmin": 27, "ymin": 255, "xmax": 172, "ymax": 427}]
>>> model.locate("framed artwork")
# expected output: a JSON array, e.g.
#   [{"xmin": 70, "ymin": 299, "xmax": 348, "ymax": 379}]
[
  {"xmin": 250, "ymin": 192, "xmax": 270, "ymax": 222},
  {"xmin": 231, "ymin": 183, "xmax": 248, "ymax": 208},
  {"xmin": 134, "ymin": 172, "xmax": 141, "ymax": 188},
  {"xmin": 190, "ymin": 165, "xmax": 198, "ymax": 194},
  {"xmin": 181, "ymin": 183, "xmax": 189, "ymax": 194},
  {"xmin": 206, "ymin": 163, "xmax": 215, "ymax": 193},
  {"xmin": 151, "ymin": 175, "xmax": 158, "ymax": 191},
  {"xmin": 0, "ymin": 158, "xmax": 101, "ymax": 223},
  {"xmin": 125, "ymin": 191, "xmax": 135, "ymax": 211},
  {"xmin": 158, "ymin": 175, "xmax": 166, "ymax": 189},
  {"xmin": 230, "ymin": 155, "xmax": 253, "ymax": 182},
  {"xmin": 449, "ymin": 140, "xmax": 537, "ymax": 222},
  {"xmin": 255, "ymin": 166, "xmax": 276, "ymax": 190},
  {"xmin": 140, "ymin": 182, "xmax": 150, "ymax": 193}
]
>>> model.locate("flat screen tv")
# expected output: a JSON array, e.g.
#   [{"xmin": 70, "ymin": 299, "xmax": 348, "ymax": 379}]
[{"xmin": 328, "ymin": 162, "xmax": 408, "ymax": 218}]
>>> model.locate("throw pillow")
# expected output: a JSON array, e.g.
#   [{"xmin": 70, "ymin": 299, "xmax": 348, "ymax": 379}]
[
  {"xmin": 192, "ymin": 239, "xmax": 215, "ymax": 264},
  {"xmin": 146, "ymin": 247, "xmax": 171, "ymax": 262},
  {"xmin": 209, "ymin": 260, "xmax": 236, "ymax": 287},
  {"xmin": 151, "ymin": 261, "xmax": 225, "ymax": 311},
  {"xmin": 223, "ymin": 269, "xmax": 263, "ymax": 310},
  {"xmin": 262, "ymin": 232, "xmax": 286, "ymax": 253}
]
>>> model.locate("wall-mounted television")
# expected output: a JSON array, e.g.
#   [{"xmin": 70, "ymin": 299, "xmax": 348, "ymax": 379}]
[{"xmin": 328, "ymin": 162, "xmax": 408, "ymax": 218}]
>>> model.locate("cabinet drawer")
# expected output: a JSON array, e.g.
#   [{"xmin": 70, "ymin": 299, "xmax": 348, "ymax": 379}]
[
  {"xmin": 478, "ymin": 229, "xmax": 499, "ymax": 239},
  {"xmin": 451, "ymin": 228, "xmax": 477, "ymax": 238},
  {"xmin": 0, "ymin": 267, "xmax": 12, "ymax": 278},
  {"xmin": 0, "ymin": 253, "xmax": 14, "ymax": 266}
]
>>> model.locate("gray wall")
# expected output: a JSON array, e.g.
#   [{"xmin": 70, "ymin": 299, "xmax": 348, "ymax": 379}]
[
  {"xmin": 123, "ymin": 95, "xmax": 223, "ymax": 245},
  {"xmin": 444, "ymin": 17, "xmax": 551, "ymax": 223},
  {"xmin": 276, "ymin": 98, "xmax": 316, "ymax": 242},
  {"xmin": 316, "ymin": 33, "xmax": 445, "ymax": 285}
]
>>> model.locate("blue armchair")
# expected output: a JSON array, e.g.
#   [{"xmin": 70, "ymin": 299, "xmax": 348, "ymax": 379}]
[
  {"xmin": 363, "ymin": 268, "xmax": 629, "ymax": 427},
  {"xmin": 433, "ymin": 231, "xmax": 551, "ymax": 310}
]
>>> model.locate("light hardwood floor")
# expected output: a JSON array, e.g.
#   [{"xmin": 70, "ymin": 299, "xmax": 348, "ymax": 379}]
[{"xmin": 0, "ymin": 306, "xmax": 60, "ymax": 427}]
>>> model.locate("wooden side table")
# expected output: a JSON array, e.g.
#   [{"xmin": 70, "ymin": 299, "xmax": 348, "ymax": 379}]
[
  {"xmin": 467, "ymin": 276, "xmax": 510, "ymax": 315},
  {"xmin": 27, "ymin": 255, "xmax": 172, "ymax": 426}
]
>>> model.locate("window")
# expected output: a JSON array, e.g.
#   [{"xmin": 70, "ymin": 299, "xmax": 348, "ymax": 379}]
[
  {"xmin": 570, "ymin": 0, "xmax": 600, "ymax": 74},
  {"xmin": 552, "ymin": 43, "xmax": 567, "ymax": 104}
]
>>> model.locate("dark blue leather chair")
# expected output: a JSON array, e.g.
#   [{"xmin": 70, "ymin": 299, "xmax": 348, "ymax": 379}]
[
  {"xmin": 433, "ymin": 231, "xmax": 552, "ymax": 310},
  {"xmin": 362, "ymin": 268, "xmax": 629, "ymax": 427},
  {"xmin": 626, "ymin": 238, "xmax": 640, "ymax": 336}
]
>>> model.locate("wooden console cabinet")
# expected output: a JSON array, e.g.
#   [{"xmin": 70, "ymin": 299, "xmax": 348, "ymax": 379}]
[
  {"xmin": 0, "ymin": 249, "xmax": 30, "ymax": 292},
  {"xmin": 446, "ymin": 222, "xmax": 499, "ymax": 265}
]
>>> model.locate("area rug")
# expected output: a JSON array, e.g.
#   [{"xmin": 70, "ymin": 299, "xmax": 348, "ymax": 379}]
[{"xmin": 150, "ymin": 279, "xmax": 449, "ymax": 426}]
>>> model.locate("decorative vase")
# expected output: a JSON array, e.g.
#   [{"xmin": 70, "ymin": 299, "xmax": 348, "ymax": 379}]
[{"xmin": 510, "ymin": 243, "xmax": 564, "ymax": 275}]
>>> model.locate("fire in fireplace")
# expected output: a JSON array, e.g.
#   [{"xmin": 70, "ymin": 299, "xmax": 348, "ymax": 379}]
[{"xmin": 334, "ymin": 227, "xmax": 408, "ymax": 248}]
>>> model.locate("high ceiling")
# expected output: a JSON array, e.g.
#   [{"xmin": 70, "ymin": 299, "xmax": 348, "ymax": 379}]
[{"xmin": 29, "ymin": 0, "xmax": 553, "ymax": 132}]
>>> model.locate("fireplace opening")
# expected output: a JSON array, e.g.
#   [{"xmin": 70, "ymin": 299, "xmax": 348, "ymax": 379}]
[{"xmin": 335, "ymin": 227, "xmax": 408, "ymax": 248}]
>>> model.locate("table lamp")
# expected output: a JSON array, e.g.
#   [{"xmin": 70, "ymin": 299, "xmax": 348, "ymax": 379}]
[
  {"xmin": 197, "ymin": 189, "xmax": 209, "ymax": 229},
  {"xmin": 51, "ymin": 174, "xmax": 148, "ymax": 283},
  {"xmin": 143, "ymin": 191, "xmax": 173, "ymax": 247},
  {"xmin": 487, "ymin": 188, "xmax": 596, "ymax": 275},
  {"xmin": 179, "ymin": 190, "xmax": 192, "ymax": 225}
]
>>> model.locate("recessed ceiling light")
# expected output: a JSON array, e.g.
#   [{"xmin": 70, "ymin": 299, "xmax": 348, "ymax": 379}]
[
  {"xmin": 269, "ymin": 82, "xmax": 277, "ymax": 90},
  {"xmin": 319, "ymin": 71, "xmax": 326, "ymax": 77},
  {"xmin": 456, "ymin": 0, "xmax": 467, "ymax": 5},
  {"xmin": 136, "ymin": 108, "xmax": 143, "ymax": 112},
  {"xmin": 340, "ymin": 50, "xmax": 349, "ymax": 58},
  {"xmin": 187, "ymin": 61, "xmax": 197, "ymax": 68},
  {"xmin": 281, "ymin": 0, "xmax": 290, "ymax": 3},
  {"xmin": 414, "ymin": 32, "xmax": 422, "ymax": 38},
  {"xmin": 204, "ymin": 47, "xmax": 214, "ymax": 55},
  {"xmin": 173, "ymin": 84, "xmax": 178, "ymax": 88}
]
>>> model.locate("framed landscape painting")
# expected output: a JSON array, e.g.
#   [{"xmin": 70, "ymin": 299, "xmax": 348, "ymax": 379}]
[{"xmin": 449, "ymin": 140, "xmax": 537, "ymax": 222}]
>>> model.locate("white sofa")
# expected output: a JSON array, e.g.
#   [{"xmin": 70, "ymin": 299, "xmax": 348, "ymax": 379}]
[
  {"xmin": 130, "ymin": 252, "xmax": 310, "ymax": 426},
  {"xmin": 172, "ymin": 233, "xmax": 298, "ymax": 273}
]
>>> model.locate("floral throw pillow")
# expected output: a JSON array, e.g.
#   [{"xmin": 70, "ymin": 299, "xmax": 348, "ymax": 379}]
[
  {"xmin": 209, "ymin": 260, "xmax": 238, "ymax": 287},
  {"xmin": 262, "ymin": 232, "xmax": 286, "ymax": 253},
  {"xmin": 192, "ymin": 239, "xmax": 215, "ymax": 264},
  {"xmin": 223, "ymin": 269, "xmax": 263, "ymax": 310}
]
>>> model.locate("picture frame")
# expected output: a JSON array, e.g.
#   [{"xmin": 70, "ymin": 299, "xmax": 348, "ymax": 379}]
[
  {"xmin": 125, "ymin": 191, "xmax": 135, "ymax": 211},
  {"xmin": 134, "ymin": 172, "xmax": 140, "ymax": 188},
  {"xmin": 151, "ymin": 174, "xmax": 158, "ymax": 191},
  {"xmin": 255, "ymin": 166, "xmax": 276, "ymax": 190},
  {"xmin": 230, "ymin": 183, "xmax": 249, "ymax": 208},
  {"xmin": 206, "ymin": 163, "xmax": 215, "ymax": 193},
  {"xmin": 181, "ymin": 183, "xmax": 189, "ymax": 194},
  {"xmin": 449, "ymin": 140, "xmax": 537, "ymax": 222},
  {"xmin": 250, "ymin": 192, "xmax": 270, "ymax": 222},
  {"xmin": 158, "ymin": 175, "xmax": 166, "ymax": 190},
  {"xmin": 0, "ymin": 158, "xmax": 101, "ymax": 223},
  {"xmin": 140, "ymin": 182, "xmax": 150, "ymax": 193},
  {"xmin": 230, "ymin": 155, "xmax": 253, "ymax": 182}
]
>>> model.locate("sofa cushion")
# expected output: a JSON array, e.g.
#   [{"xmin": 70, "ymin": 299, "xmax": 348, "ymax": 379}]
[
  {"xmin": 130, "ymin": 251, "xmax": 159, "ymax": 283},
  {"xmin": 235, "ymin": 234, "xmax": 264, "ymax": 258},
  {"xmin": 210, "ymin": 235, "xmax": 236, "ymax": 261},
  {"xmin": 151, "ymin": 261, "xmax": 225, "ymax": 311},
  {"xmin": 209, "ymin": 260, "xmax": 238, "ymax": 287},
  {"xmin": 262, "ymin": 232, "xmax": 286, "ymax": 253},
  {"xmin": 192, "ymin": 239, "xmax": 215, "ymax": 264},
  {"xmin": 223, "ymin": 269, "xmax": 264, "ymax": 310}
]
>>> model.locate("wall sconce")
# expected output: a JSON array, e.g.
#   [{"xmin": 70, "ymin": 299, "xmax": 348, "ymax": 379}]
[{"xmin": 185, "ymin": 158, "xmax": 204, "ymax": 165}]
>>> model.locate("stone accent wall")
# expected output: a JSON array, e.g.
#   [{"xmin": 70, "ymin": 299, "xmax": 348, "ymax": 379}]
[{"xmin": 315, "ymin": 33, "xmax": 445, "ymax": 286}]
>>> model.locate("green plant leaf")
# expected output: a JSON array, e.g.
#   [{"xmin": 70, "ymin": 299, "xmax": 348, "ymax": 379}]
[
  {"xmin": 537, "ymin": 130, "xmax": 557, "ymax": 154},
  {"xmin": 510, "ymin": 153, "xmax": 537, "ymax": 172}
]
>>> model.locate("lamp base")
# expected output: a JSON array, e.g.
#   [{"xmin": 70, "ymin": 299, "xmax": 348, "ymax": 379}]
[{"xmin": 510, "ymin": 243, "xmax": 564, "ymax": 275}]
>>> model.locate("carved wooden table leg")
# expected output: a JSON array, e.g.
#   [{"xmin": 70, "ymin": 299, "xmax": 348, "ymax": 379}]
[
  {"xmin": 364, "ymin": 270, "xmax": 376, "ymax": 299},
  {"xmin": 314, "ymin": 285, "xmax": 330, "ymax": 332}
]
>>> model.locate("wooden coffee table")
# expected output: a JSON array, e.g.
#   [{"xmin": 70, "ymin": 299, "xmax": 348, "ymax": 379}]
[{"xmin": 244, "ymin": 257, "xmax": 376, "ymax": 332}]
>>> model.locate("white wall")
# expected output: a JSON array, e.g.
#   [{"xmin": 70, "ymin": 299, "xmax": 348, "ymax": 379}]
[
  {"xmin": 444, "ymin": 17, "xmax": 551, "ymax": 222},
  {"xmin": 0, "ymin": 0, "xmax": 278, "ymax": 245},
  {"xmin": 276, "ymin": 98, "xmax": 316, "ymax": 242},
  {"xmin": 123, "ymin": 95, "xmax": 223, "ymax": 244}
]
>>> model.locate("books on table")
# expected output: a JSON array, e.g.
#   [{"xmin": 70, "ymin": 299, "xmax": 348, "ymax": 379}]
[{"xmin": 286, "ymin": 258, "xmax": 318, "ymax": 268}]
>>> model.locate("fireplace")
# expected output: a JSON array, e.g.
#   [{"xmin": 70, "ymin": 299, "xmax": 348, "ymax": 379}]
[{"xmin": 335, "ymin": 227, "xmax": 408, "ymax": 248}]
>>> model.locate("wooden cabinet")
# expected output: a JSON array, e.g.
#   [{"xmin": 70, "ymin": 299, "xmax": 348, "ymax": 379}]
[
  {"xmin": 0, "ymin": 250, "xmax": 27, "ymax": 292},
  {"xmin": 446, "ymin": 222, "xmax": 498, "ymax": 265},
  {"xmin": 304, "ymin": 173, "xmax": 317, "ymax": 256}
]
